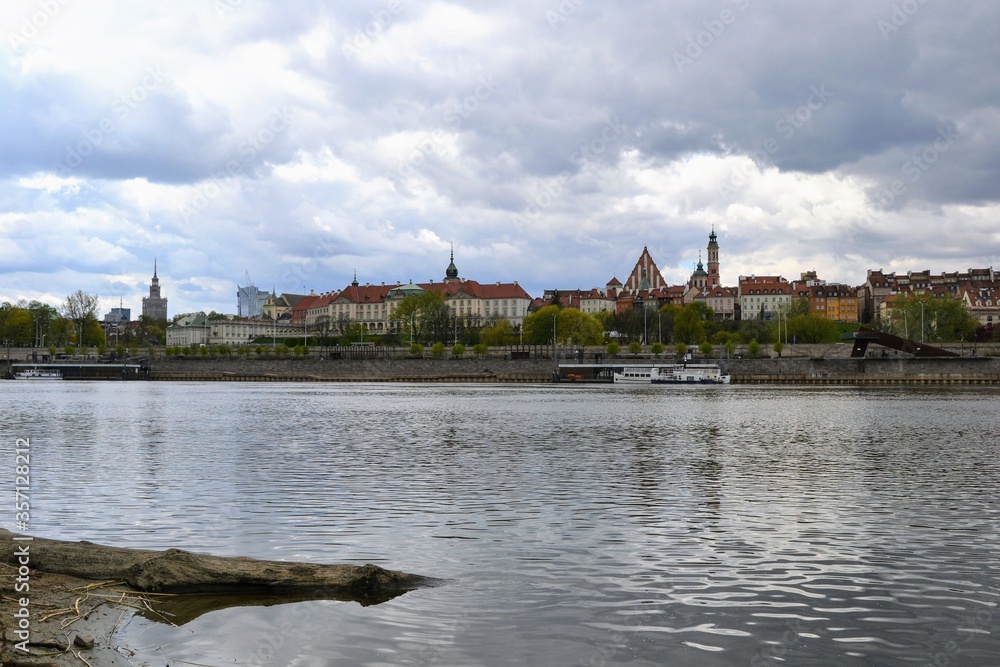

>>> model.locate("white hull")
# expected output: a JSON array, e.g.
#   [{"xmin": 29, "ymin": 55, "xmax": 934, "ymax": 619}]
[
  {"xmin": 14, "ymin": 370, "xmax": 63, "ymax": 380},
  {"xmin": 613, "ymin": 364, "xmax": 730, "ymax": 385}
]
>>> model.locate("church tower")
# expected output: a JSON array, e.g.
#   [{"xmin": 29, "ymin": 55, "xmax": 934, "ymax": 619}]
[
  {"xmin": 707, "ymin": 227, "xmax": 720, "ymax": 288},
  {"xmin": 141, "ymin": 259, "xmax": 168, "ymax": 321}
]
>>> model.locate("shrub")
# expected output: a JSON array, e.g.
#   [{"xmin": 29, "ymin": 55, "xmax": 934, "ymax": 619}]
[
  {"xmin": 627, "ymin": 341, "xmax": 642, "ymax": 356},
  {"xmin": 748, "ymin": 340, "xmax": 761, "ymax": 357},
  {"xmin": 674, "ymin": 342, "xmax": 687, "ymax": 358},
  {"xmin": 452, "ymin": 344, "xmax": 466, "ymax": 358},
  {"xmin": 650, "ymin": 342, "xmax": 665, "ymax": 357},
  {"xmin": 606, "ymin": 342, "xmax": 621, "ymax": 357},
  {"xmin": 472, "ymin": 343, "xmax": 488, "ymax": 357},
  {"xmin": 409, "ymin": 343, "xmax": 424, "ymax": 356},
  {"xmin": 431, "ymin": 342, "xmax": 446, "ymax": 357},
  {"xmin": 699, "ymin": 341, "xmax": 713, "ymax": 356}
]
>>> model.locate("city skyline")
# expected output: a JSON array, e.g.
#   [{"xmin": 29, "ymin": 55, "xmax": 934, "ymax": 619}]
[{"xmin": 2, "ymin": 1, "xmax": 999, "ymax": 315}]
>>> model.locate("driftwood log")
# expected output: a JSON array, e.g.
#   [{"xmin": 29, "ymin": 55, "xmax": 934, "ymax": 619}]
[{"xmin": 1, "ymin": 530, "xmax": 430, "ymax": 603}]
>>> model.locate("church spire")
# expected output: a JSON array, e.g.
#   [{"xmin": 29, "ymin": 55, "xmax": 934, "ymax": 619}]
[{"xmin": 445, "ymin": 244, "xmax": 459, "ymax": 281}]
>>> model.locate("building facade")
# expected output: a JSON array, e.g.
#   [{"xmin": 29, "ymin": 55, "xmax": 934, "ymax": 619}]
[{"xmin": 141, "ymin": 260, "xmax": 168, "ymax": 320}]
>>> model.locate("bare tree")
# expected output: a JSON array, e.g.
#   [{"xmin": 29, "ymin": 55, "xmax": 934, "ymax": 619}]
[{"xmin": 62, "ymin": 290, "xmax": 100, "ymax": 322}]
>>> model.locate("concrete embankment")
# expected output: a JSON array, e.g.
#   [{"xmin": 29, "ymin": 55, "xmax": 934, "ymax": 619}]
[{"xmin": 144, "ymin": 354, "xmax": 1000, "ymax": 385}]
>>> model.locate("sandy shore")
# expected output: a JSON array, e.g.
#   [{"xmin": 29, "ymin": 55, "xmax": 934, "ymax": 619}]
[{"xmin": 1, "ymin": 563, "xmax": 145, "ymax": 666}]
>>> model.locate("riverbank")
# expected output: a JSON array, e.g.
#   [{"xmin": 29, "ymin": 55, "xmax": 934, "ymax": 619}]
[
  {"xmin": 139, "ymin": 355, "xmax": 1000, "ymax": 384},
  {"xmin": 0, "ymin": 531, "xmax": 428, "ymax": 666}
]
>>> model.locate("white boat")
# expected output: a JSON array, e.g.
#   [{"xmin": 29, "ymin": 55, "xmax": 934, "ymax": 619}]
[
  {"xmin": 613, "ymin": 364, "xmax": 730, "ymax": 385},
  {"xmin": 14, "ymin": 368, "xmax": 63, "ymax": 380},
  {"xmin": 652, "ymin": 364, "xmax": 730, "ymax": 385}
]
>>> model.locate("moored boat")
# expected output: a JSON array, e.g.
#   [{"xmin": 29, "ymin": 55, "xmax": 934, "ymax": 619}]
[
  {"xmin": 14, "ymin": 368, "xmax": 63, "ymax": 380},
  {"xmin": 613, "ymin": 363, "xmax": 730, "ymax": 385}
]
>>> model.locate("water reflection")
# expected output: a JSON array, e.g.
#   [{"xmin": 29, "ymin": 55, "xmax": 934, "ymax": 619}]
[{"xmin": 1, "ymin": 382, "xmax": 998, "ymax": 665}]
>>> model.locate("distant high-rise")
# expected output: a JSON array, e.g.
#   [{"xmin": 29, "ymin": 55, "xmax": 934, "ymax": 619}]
[{"xmin": 142, "ymin": 259, "xmax": 168, "ymax": 320}]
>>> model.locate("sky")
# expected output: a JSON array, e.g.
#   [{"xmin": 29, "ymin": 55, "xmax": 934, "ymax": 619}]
[{"xmin": 1, "ymin": 0, "xmax": 999, "ymax": 317}]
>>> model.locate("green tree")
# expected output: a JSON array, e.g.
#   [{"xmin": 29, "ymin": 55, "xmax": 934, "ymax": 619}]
[
  {"xmin": 557, "ymin": 309, "xmax": 603, "ymax": 345},
  {"xmin": 431, "ymin": 341, "xmax": 446, "ymax": 357},
  {"xmin": 748, "ymin": 340, "xmax": 761, "ymax": 357},
  {"xmin": 699, "ymin": 341, "xmax": 713, "ymax": 356},
  {"xmin": 883, "ymin": 293, "xmax": 978, "ymax": 343},
  {"xmin": 391, "ymin": 292, "xmax": 450, "ymax": 344},
  {"xmin": 650, "ymin": 342, "xmax": 665, "ymax": 357},
  {"xmin": 409, "ymin": 342, "xmax": 424, "ymax": 356},
  {"xmin": 656, "ymin": 304, "xmax": 679, "ymax": 343},
  {"xmin": 523, "ymin": 305, "xmax": 560, "ymax": 344},
  {"xmin": 452, "ymin": 343, "xmax": 466, "ymax": 358},
  {"xmin": 786, "ymin": 313, "xmax": 838, "ymax": 344},
  {"xmin": 773, "ymin": 341, "xmax": 784, "ymax": 358},
  {"xmin": 674, "ymin": 304, "xmax": 707, "ymax": 344},
  {"xmin": 481, "ymin": 319, "xmax": 515, "ymax": 346},
  {"xmin": 606, "ymin": 342, "xmax": 620, "ymax": 357},
  {"xmin": 627, "ymin": 341, "xmax": 642, "ymax": 356},
  {"xmin": 472, "ymin": 343, "xmax": 488, "ymax": 357},
  {"xmin": 674, "ymin": 342, "xmax": 688, "ymax": 358},
  {"xmin": 0, "ymin": 303, "xmax": 33, "ymax": 346}
]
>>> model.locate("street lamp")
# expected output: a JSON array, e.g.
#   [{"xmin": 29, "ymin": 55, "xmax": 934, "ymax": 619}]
[{"xmin": 919, "ymin": 301, "xmax": 925, "ymax": 343}]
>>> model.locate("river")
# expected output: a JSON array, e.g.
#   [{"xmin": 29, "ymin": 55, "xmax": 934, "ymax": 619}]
[{"xmin": 2, "ymin": 381, "xmax": 998, "ymax": 665}]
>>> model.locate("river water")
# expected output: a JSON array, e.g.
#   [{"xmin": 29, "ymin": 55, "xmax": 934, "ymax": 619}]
[{"xmin": 3, "ymin": 381, "xmax": 998, "ymax": 666}]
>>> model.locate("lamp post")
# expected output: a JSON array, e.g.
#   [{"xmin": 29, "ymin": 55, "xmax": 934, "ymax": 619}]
[
  {"xmin": 410, "ymin": 311, "xmax": 414, "ymax": 346},
  {"xmin": 919, "ymin": 301, "xmax": 925, "ymax": 343}
]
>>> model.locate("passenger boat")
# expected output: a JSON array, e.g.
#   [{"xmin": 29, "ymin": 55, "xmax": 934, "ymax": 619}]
[
  {"xmin": 14, "ymin": 368, "xmax": 63, "ymax": 380},
  {"xmin": 612, "ymin": 364, "xmax": 730, "ymax": 385}
]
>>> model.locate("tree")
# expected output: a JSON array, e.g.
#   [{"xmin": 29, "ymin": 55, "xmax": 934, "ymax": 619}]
[
  {"xmin": 606, "ymin": 342, "xmax": 621, "ymax": 357},
  {"xmin": 391, "ymin": 292, "xmax": 450, "ymax": 344},
  {"xmin": 0, "ymin": 303, "xmax": 33, "ymax": 346},
  {"xmin": 472, "ymin": 343, "xmax": 488, "ymax": 357},
  {"xmin": 409, "ymin": 342, "xmax": 424, "ymax": 356},
  {"xmin": 699, "ymin": 341, "xmax": 713, "ymax": 356},
  {"xmin": 650, "ymin": 342, "xmax": 665, "ymax": 357},
  {"xmin": 785, "ymin": 313, "xmax": 838, "ymax": 344},
  {"xmin": 883, "ymin": 293, "xmax": 979, "ymax": 343},
  {"xmin": 523, "ymin": 305, "xmax": 560, "ymax": 344},
  {"xmin": 557, "ymin": 309, "xmax": 603, "ymax": 345},
  {"xmin": 481, "ymin": 319, "xmax": 515, "ymax": 346},
  {"xmin": 62, "ymin": 290, "xmax": 101, "ymax": 345},
  {"xmin": 452, "ymin": 344, "xmax": 466, "ymax": 358},
  {"xmin": 674, "ymin": 342, "xmax": 688, "ymax": 358},
  {"xmin": 748, "ymin": 340, "xmax": 761, "ymax": 357},
  {"xmin": 431, "ymin": 341, "xmax": 446, "ymax": 357},
  {"xmin": 674, "ymin": 304, "xmax": 707, "ymax": 344},
  {"xmin": 656, "ymin": 304, "xmax": 679, "ymax": 343},
  {"xmin": 773, "ymin": 341, "xmax": 784, "ymax": 358},
  {"xmin": 627, "ymin": 341, "xmax": 642, "ymax": 356}
]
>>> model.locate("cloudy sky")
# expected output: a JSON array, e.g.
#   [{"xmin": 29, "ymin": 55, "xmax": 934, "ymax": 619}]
[{"xmin": 2, "ymin": 0, "xmax": 999, "ymax": 316}]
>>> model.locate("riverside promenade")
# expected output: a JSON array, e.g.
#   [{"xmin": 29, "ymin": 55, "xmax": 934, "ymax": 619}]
[{"xmin": 142, "ymin": 343, "xmax": 1000, "ymax": 385}]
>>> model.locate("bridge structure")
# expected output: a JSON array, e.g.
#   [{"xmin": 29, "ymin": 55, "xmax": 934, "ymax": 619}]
[{"xmin": 847, "ymin": 327, "xmax": 958, "ymax": 358}]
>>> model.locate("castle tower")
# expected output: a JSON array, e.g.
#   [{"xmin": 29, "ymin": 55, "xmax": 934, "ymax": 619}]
[
  {"xmin": 707, "ymin": 227, "xmax": 720, "ymax": 288},
  {"xmin": 141, "ymin": 259, "xmax": 168, "ymax": 320},
  {"xmin": 444, "ymin": 244, "xmax": 460, "ymax": 283}
]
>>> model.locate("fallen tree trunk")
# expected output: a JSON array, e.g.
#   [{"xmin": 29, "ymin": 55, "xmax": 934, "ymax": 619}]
[{"xmin": 1, "ymin": 530, "xmax": 430, "ymax": 603}]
